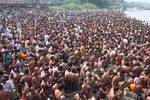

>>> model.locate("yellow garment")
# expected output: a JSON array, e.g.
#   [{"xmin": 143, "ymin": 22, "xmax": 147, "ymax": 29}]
[{"xmin": 20, "ymin": 53, "xmax": 28, "ymax": 60}]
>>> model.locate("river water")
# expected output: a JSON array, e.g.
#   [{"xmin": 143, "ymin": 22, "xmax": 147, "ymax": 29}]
[{"xmin": 125, "ymin": 8, "xmax": 150, "ymax": 24}]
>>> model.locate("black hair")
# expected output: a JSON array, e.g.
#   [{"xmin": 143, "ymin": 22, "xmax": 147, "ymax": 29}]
[
  {"xmin": 19, "ymin": 80, "xmax": 25, "ymax": 85},
  {"xmin": 24, "ymin": 69, "xmax": 29, "ymax": 74},
  {"xmin": 0, "ymin": 70, "xmax": 4, "ymax": 76},
  {"xmin": 0, "ymin": 84, "xmax": 3, "ymax": 90},
  {"xmin": 79, "ymin": 91, "xmax": 84, "ymax": 97}
]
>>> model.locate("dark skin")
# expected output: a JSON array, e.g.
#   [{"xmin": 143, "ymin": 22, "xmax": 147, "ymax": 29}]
[
  {"xmin": 0, "ymin": 91, "xmax": 13, "ymax": 100},
  {"xmin": 21, "ymin": 72, "xmax": 32, "ymax": 88},
  {"xmin": 32, "ymin": 73, "xmax": 42, "ymax": 90},
  {"xmin": 26, "ymin": 90, "xmax": 41, "ymax": 100}
]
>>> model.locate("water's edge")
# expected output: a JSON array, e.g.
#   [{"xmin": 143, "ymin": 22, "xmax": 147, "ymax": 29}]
[{"xmin": 125, "ymin": 8, "xmax": 150, "ymax": 24}]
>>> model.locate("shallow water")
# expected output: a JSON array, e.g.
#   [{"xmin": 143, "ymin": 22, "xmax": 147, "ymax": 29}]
[{"xmin": 125, "ymin": 8, "xmax": 150, "ymax": 24}]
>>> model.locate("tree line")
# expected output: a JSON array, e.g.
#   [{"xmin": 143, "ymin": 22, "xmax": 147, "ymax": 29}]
[{"xmin": 65, "ymin": 0, "xmax": 125, "ymax": 8}]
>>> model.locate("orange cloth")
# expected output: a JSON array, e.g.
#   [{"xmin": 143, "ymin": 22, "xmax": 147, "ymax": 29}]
[
  {"xmin": 80, "ymin": 45, "xmax": 86, "ymax": 55},
  {"xmin": 20, "ymin": 53, "xmax": 28, "ymax": 60},
  {"xmin": 130, "ymin": 83, "xmax": 137, "ymax": 93}
]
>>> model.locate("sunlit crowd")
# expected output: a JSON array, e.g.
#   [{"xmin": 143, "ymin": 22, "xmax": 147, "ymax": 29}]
[{"xmin": 0, "ymin": 7, "xmax": 150, "ymax": 100}]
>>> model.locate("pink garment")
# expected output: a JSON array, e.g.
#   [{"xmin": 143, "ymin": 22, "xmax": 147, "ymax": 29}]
[{"xmin": 134, "ymin": 77, "xmax": 140, "ymax": 85}]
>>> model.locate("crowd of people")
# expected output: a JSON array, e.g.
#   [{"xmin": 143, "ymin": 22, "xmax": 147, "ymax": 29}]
[{"xmin": 0, "ymin": 7, "xmax": 150, "ymax": 100}]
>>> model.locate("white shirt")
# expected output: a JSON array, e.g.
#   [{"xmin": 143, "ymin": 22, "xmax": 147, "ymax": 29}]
[
  {"xmin": 2, "ymin": 80, "xmax": 15, "ymax": 92},
  {"xmin": 123, "ymin": 38, "xmax": 128, "ymax": 44},
  {"xmin": 44, "ymin": 35, "xmax": 49, "ymax": 42},
  {"xmin": 15, "ymin": 43, "xmax": 21, "ymax": 50},
  {"xmin": 10, "ymin": 70, "xmax": 17, "ymax": 78}
]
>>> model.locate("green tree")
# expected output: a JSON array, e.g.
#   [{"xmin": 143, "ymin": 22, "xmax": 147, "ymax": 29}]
[
  {"xmin": 88, "ymin": 0, "xmax": 124, "ymax": 8},
  {"xmin": 64, "ymin": 0, "xmax": 81, "ymax": 4},
  {"xmin": 64, "ymin": 0, "xmax": 125, "ymax": 8}
]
